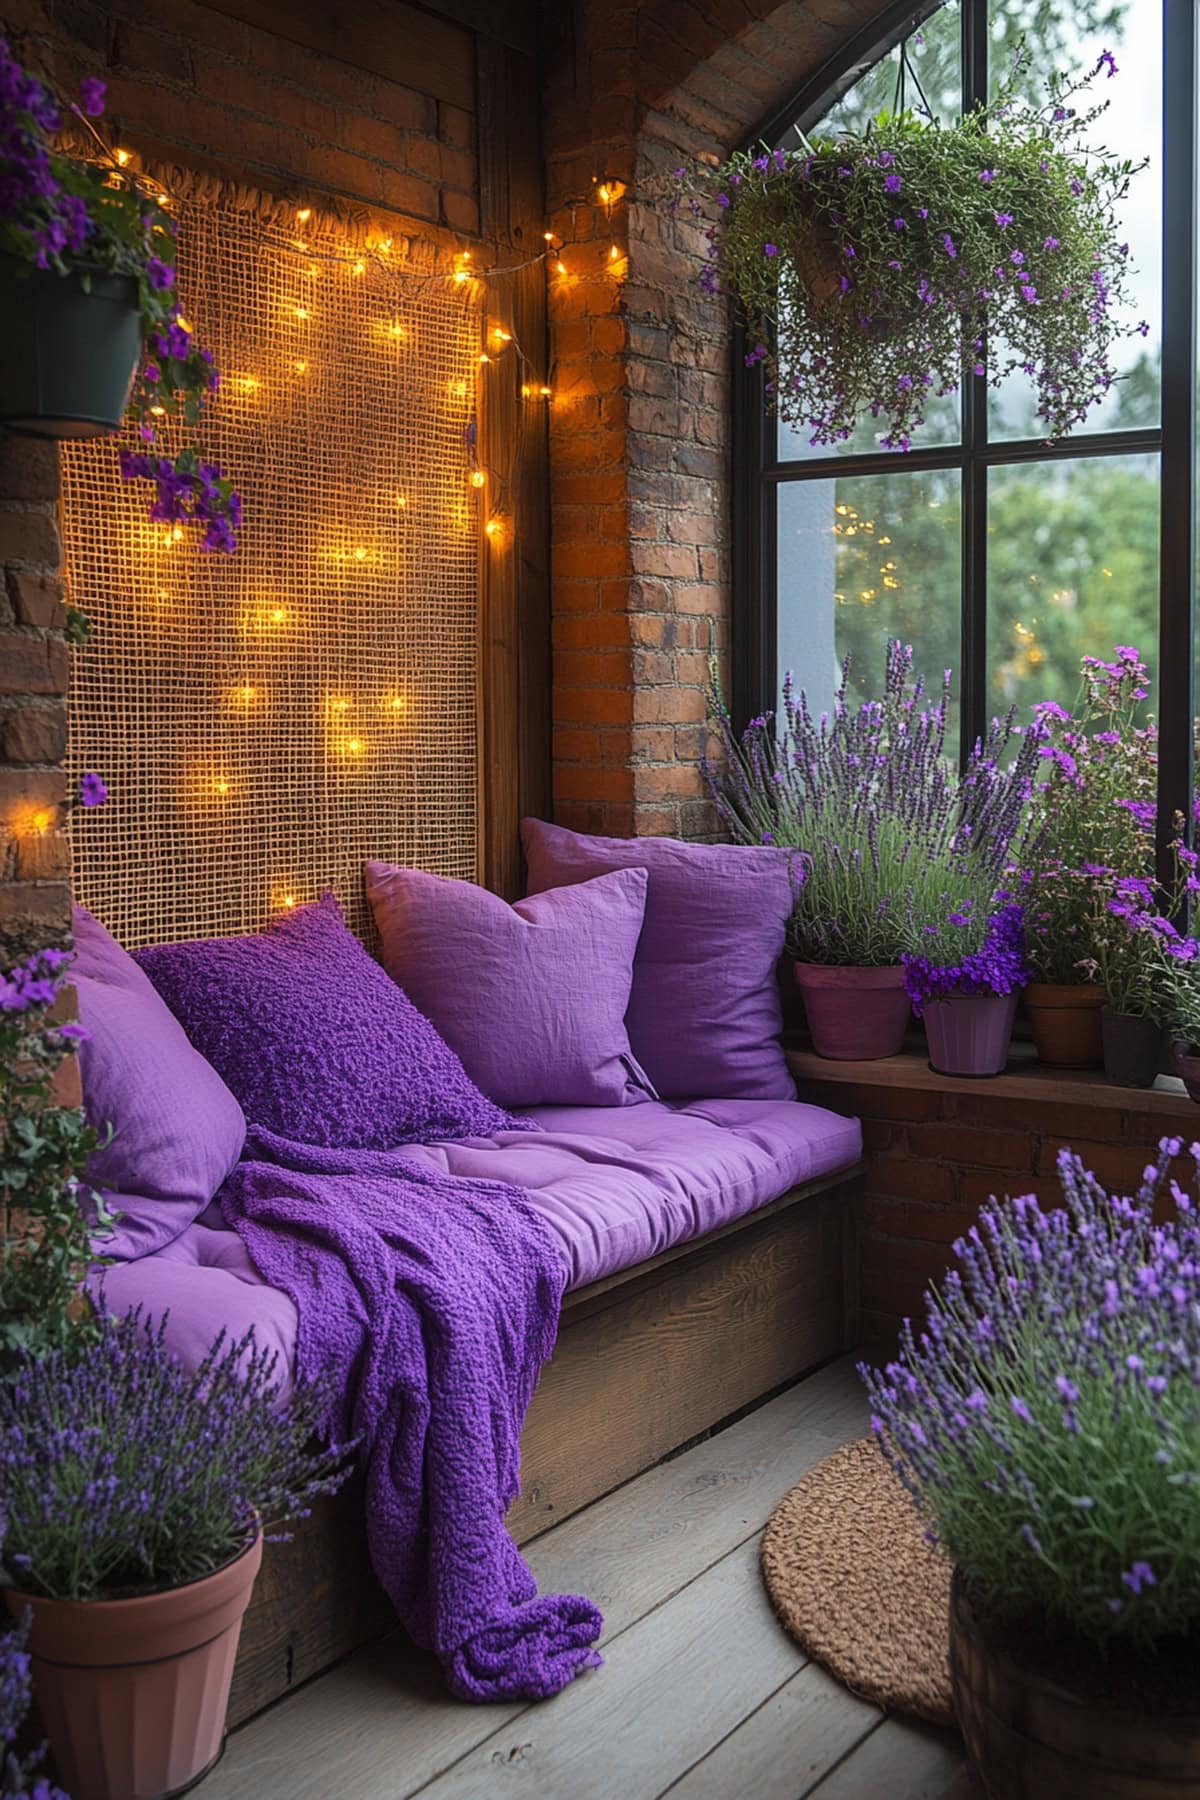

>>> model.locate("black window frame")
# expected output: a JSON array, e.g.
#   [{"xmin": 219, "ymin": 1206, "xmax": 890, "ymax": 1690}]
[{"xmin": 732, "ymin": 0, "xmax": 1198, "ymax": 875}]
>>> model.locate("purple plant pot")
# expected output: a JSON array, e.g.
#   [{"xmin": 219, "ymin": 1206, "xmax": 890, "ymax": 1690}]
[
  {"xmin": 793, "ymin": 962, "xmax": 911, "ymax": 1061},
  {"xmin": 922, "ymin": 990, "xmax": 1019, "ymax": 1078},
  {"xmin": 1174, "ymin": 1045, "xmax": 1200, "ymax": 1103}
]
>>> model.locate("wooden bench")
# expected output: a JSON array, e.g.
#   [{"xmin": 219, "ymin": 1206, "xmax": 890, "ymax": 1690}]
[{"xmin": 226, "ymin": 1162, "xmax": 864, "ymax": 1726}]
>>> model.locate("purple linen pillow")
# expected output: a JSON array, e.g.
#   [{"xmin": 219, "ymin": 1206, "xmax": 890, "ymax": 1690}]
[
  {"xmin": 133, "ymin": 893, "xmax": 532, "ymax": 1150},
  {"xmin": 72, "ymin": 905, "xmax": 247, "ymax": 1260},
  {"xmin": 521, "ymin": 818, "xmax": 796, "ymax": 1102},
  {"xmin": 366, "ymin": 862, "xmax": 654, "ymax": 1109}
]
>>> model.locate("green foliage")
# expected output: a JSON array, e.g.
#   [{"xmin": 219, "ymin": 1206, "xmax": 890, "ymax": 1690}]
[
  {"xmin": 678, "ymin": 45, "xmax": 1144, "ymax": 449},
  {"xmin": 0, "ymin": 951, "xmax": 112, "ymax": 1373}
]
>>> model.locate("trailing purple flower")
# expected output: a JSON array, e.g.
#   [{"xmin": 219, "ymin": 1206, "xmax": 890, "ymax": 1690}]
[{"xmin": 903, "ymin": 902, "xmax": 1030, "ymax": 1014}]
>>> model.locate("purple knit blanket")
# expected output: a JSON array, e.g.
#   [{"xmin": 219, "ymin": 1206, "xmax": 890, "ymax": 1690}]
[{"xmin": 219, "ymin": 1128, "xmax": 603, "ymax": 1701}]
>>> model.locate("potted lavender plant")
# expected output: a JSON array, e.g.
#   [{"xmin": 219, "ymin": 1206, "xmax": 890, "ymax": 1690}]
[
  {"xmin": 705, "ymin": 642, "xmax": 1038, "ymax": 1061},
  {"xmin": 862, "ymin": 1137, "xmax": 1200, "ymax": 1796},
  {"xmin": 903, "ymin": 900, "xmax": 1030, "ymax": 1079},
  {"xmin": 1086, "ymin": 871, "xmax": 1186, "ymax": 1089},
  {"xmin": 0, "ymin": 1312, "xmax": 348, "ymax": 1800},
  {"xmin": 1023, "ymin": 649, "xmax": 1157, "ymax": 1069}
]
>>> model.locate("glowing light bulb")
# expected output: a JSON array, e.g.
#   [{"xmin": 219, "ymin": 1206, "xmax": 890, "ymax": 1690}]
[
  {"xmin": 345, "ymin": 736, "xmax": 366, "ymax": 756},
  {"xmin": 556, "ymin": 258, "xmax": 566, "ymax": 275},
  {"xmin": 240, "ymin": 376, "xmax": 260, "ymax": 393},
  {"xmin": 172, "ymin": 523, "xmax": 183, "ymax": 541},
  {"xmin": 394, "ymin": 494, "xmax": 408, "ymax": 508},
  {"xmin": 270, "ymin": 606, "xmax": 288, "ymax": 624},
  {"xmin": 479, "ymin": 352, "xmax": 491, "ymax": 364},
  {"xmin": 378, "ymin": 237, "xmax": 393, "ymax": 253},
  {"xmin": 387, "ymin": 694, "xmax": 408, "ymax": 714},
  {"xmin": 539, "ymin": 384, "xmax": 552, "ymax": 398},
  {"xmin": 470, "ymin": 469, "xmax": 486, "ymax": 488},
  {"xmin": 155, "ymin": 589, "xmax": 169, "ymax": 603},
  {"xmin": 388, "ymin": 321, "xmax": 406, "ymax": 338},
  {"xmin": 29, "ymin": 808, "xmax": 53, "ymax": 835},
  {"xmin": 352, "ymin": 259, "xmax": 366, "ymax": 276},
  {"xmin": 294, "ymin": 305, "xmax": 310, "ymax": 320},
  {"xmin": 282, "ymin": 893, "xmax": 296, "ymax": 908},
  {"xmin": 328, "ymin": 695, "xmax": 352, "ymax": 713},
  {"xmin": 610, "ymin": 243, "xmax": 620, "ymax": 260},
  {"xmin": 353, "ymin": 546, "xmax": 368, "ymax": 562},
  {"xmin": 543, "ymin": 230, "xmax": 554, "ymax": 242},
  {"xmin": 294, "ymin": 359, "xmax": 309, "ymax": 374},
  {"xmin": 453, "ymin": 269, "xmax": 469, "ymax": 284},
  {"xmin": 114, "ymin": 147, "xmax": 131, "ymax": 166},
  {"xmin": 150, "ymin": 404, "xmax": 165, "ymax": 416},
  {"xmin": 296, "ymin": 207, "xmax": 312, "ymax": 223},
  {"xmin": 236, "ymin": 684, "xmax": 258, "ymax": 702},
  {"xmin": 491, "ymin": 326, "xmax": 511, "ymax": 343},
  {"xmin": 214, "ymin": 778, "xmax": 231, "ymax": 797},
  {"xmin": 485, "ymin": 518, "xmax": 501, "ymax": 538}
]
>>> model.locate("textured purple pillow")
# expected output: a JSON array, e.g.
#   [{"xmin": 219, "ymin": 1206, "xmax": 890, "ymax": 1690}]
[
  {"xmin": 521, "ymin": 819, "xmax": 796, "ymax": 1102},
  {"xmin": 72, "ymin": 905, "xmax": 247, "ymax": 1260},
  {"xmin": 134, "ymin": 893, "xmax": 532, "ymax": 1149},
  {"xmin": 366, "ymin": 862, "xmax": 654, "ymax": 1109}
]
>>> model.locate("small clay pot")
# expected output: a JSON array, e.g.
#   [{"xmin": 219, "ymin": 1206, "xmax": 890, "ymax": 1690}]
[
  {"xmin": 1101, "ymin": 1008, "xmax": 1165, "ymax": 1089},
  {"xmin": 922, "ymin": 990, "xmax": 1019, "ymax": 1078},
  {"xmin": 1024, "ymin": 982, "xmax": 1105, "ymax": 1069},
  {"xmin": 4, "ymin": 1532, "xmax": 262, "ymax": 1800},
  {"xmin": 1174, "ymin": 1045, "xmax": 1200, "ymax": 1104},
  {"xmin": 792, "ymin": 962, "xmax": 911, "ymax": 1060}
]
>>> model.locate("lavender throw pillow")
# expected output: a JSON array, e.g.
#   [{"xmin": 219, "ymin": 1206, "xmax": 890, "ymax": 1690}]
[
  {"xmin": 72, "ymin": 905, "xmax": 247, "ymax": 1260},
  {"xmin": 366, "ymin": 863, "xmax": 654, "ymax": 1109},
  {"xmin": 521, "ymin": 819, "xmax": 796, "ymax": 1102},
  {"xmin": 134, "ymin": 894, "xmax": 533, "ymax": 1150}
]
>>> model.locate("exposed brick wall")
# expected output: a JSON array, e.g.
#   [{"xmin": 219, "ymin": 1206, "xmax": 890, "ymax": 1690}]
[
  {"xmin": 792, "ymin": 1062, "xmax": 1200, "ymax": 1347},
  {"xmin": 543, "ymin": 0, "xmax": 887, "ymax": 837},
  {"xmin": 0, "ymin": 438, "xmax": 71, "ymax": 961}
]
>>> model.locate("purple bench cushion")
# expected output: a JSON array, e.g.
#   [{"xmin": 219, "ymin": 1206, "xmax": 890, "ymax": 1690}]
[{"xmin": 98, "ymin": 1098, "xmax": 861, "ymax": 1378}]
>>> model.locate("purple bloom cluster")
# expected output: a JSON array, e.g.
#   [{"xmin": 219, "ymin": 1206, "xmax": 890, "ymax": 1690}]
[
  {"xmin": 118, "ymin": 450, "xmax": 241, "ymax": 554},
  {"xmin": 862, "ymin": 1137, "xmax": 1200, "ymax": 1651},
  {"xmin": 903, "ymin": 901, "xmax": 1030, "ymax": 1013},
  {"xmin": 0, "ymin": 948, "xmax": 70, "ymax": 1017},
  {"xmin": 0, "ymin": 39, "xmax": 93, "ymax": 271},
  {"xmin": 0, "ymin": 1310, "xmax": 352, "ymax": 1603}
]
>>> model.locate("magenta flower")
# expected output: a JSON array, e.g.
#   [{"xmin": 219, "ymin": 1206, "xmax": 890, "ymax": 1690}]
[
  {"xmin": 884, "ymin": 173, "xmax": 902, "ymax": 194},
  {"xmin": 994, "ymin": 211, "xmax": 1014, "ymax": 228},
  {"xmin": 145, "ymin": 255, "xmax": 175, "ymax": 291},
  {"xmin": 79, "ymin": 772, "xmax": 108, "ymax": 809},
  {"xmin": 979, "ymin": 169, "xmax": 996, "ymax": 184},
  {"xmin": 1093, "ymin": 48, "xmax": 1118, "ymax": 78},
  {"xmin": 942, "ymin": 233, "xmax": 956, "ymax": 258},
  {"xmin": 763, "ymin": 242, "xmax": 778, "ymax": 257}
]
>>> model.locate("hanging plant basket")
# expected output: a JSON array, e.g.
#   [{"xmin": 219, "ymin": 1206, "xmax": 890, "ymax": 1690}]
[
  {"xmin": 675, "ymin": 41, "xmax": 1144, "ymax": 451},
  {"xmin": 0, "ymin": 255, "xmax": 140, "ymax": 438}
]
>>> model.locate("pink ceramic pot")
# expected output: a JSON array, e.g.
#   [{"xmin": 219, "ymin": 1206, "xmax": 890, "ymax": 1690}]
[
  {"xmin": 922, "ymin": 991, "xmax": 1019, "ymax": 1078},
  {"xmin": 4, "ymin": 1532, "xmax": 262, "ymax": 1800},
  {"xmin": 793, "ymin": 962, "xmax": 911, "ymax": 1060}
]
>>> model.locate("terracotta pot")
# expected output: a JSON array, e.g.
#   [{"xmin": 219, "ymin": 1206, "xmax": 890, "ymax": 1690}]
[
  {"xmin": 1173, "ymin": 1045, "xmax": 1200, "ymax": 1104},
  {"xmin": 950, "ymin": 1570, "xmax": 1200, "ymax": 1798},
  {"xmin": 1101, "ymin": 1008, "xmax": 1165, "ymax": 1089},
  {"xmin": 1024, "ymin": 982, "xmax": 1105, "ymax": 1069},
  {"xmin": 4, "ymin": 1532, "xmax": 262, "ymax": 1800},
  {"xmin": 922, "ymin": 990, "xmax": 1019, "ymax": 1078},
  {"xmin": 792, "ymin": 962, "xmax": 911, "ymax": 1060}
]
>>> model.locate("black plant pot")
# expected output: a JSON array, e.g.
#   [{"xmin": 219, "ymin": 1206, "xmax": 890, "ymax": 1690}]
[
  {"xmin": 0, "ymin": 255, "xmax": 140, "ymax": 438},
  {"xmin": 1101, "ymin": 1006, "xmax": 1165, "ymax": 1089}
]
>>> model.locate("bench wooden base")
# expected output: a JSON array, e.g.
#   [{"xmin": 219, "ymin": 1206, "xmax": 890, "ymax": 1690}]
[{"xmin": 226, "ymin": 1165, "xmax": 864, "ymax": 1726}]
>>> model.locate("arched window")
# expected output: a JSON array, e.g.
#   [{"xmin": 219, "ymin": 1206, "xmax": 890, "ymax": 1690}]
[{"xmin": 733, "ymin": 0, "xmax": 1195, "ymax": 845}]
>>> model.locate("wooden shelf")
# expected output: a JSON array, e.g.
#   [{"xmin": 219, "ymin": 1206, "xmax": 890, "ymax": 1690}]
[{"xmin": 786, "ymin": 1040, "xmax": 1200, "ymax": 1121}]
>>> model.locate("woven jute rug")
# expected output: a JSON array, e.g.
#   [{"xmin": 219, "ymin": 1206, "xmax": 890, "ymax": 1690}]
[{"xmin": 760, "ymin": 1436, "xmax": 954, "ymax": 1727}]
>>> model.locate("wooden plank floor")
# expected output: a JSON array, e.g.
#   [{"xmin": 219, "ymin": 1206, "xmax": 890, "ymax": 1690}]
[{"xmin": 204, "ymin": 1357, "xmax": 970, "ymax": 1800}]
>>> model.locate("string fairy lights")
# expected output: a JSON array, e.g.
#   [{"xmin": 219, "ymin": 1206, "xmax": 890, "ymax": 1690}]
[{"xmin": 56, "ymin": 155, "xmax": 630, "ymax": 940}]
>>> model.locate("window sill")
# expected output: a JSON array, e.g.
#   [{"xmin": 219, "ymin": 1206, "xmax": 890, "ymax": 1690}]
[{"xmin": 786, "ymin": 1039, "xmax": 1200, "ymax": 1121}]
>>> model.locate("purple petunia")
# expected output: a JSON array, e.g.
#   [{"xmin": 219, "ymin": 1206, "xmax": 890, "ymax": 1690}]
[{"xmin": 79, "ymin": 771, "xmax": 108, "ymax": 809}]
